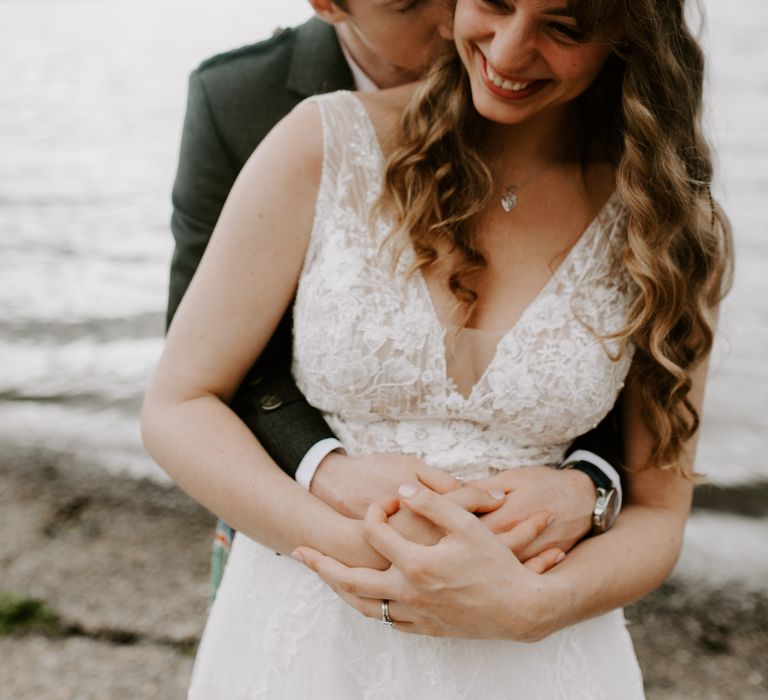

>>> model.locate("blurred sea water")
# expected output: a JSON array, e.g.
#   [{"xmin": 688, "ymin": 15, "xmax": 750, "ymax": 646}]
[
  {"xmin": 0, "ymin": 0, "xmax": 314, "ymax": 478},
  {"xmin": 1, "ymin": 0, "xmax": 767, "ymax": 586}
]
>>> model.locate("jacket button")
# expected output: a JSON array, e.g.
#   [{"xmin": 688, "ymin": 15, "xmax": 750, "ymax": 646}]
[{"xmin": 260, "ymin": 394, "xmax": 283, "ymax": 412}]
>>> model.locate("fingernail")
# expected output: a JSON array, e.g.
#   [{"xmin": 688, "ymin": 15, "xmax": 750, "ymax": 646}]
[
  {"xmin": 489, "ymin": 489, "xmax": 505, "ymax": 500},
  {"xmin": 546, "ymin": 515, "xmax": 557, "ymax": 527},
  {"xmin": 555, "ymin": 552, "xmax": 566, "ymax": 563},
  {"xmin": 399, "ymin": 483, "xmax": 419, "ymax": 498},
  {"xmin": 291, "ymin": 550, "xmax": 304, "ymax": 564}
]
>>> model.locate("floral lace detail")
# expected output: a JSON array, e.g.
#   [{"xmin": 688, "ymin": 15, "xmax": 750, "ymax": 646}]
[
  {"xmin": 187, "ymin": 92, "xmax": 645, "ymax": 699},
  {"xmin": 293, "ymin": 91, "xmax": 635, "ymax": 480}
]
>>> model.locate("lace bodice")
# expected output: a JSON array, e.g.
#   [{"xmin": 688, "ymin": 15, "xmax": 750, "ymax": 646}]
[{"xmin": 293, "ymin": 91, "xmax": 635, "ymax": 480}]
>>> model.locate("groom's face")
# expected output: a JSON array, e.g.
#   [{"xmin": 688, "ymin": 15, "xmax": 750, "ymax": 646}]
[{"xmin": 330, "ymin": 0, "xmax": 451, "ymax": 87}]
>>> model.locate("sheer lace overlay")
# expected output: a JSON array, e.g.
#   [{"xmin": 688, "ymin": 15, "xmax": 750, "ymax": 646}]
[{"xmin": 187, "ymin": 92, "xmax": 644, "ymax": 699}]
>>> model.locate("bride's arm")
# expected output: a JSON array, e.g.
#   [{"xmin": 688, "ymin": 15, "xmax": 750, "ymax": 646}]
[
  {"xmin": 141, "ymin": 101, "xmax": 382, "ymax": 568},
  {"xmin": 293, "ymin": 356, "xmax": 708, "ymax": 640},
  {"xmin": 528, "ymin": 367, "xmax": 698, "ymax": 634}
]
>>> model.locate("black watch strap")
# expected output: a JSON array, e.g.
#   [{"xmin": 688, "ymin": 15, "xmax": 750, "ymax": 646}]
[{"xmin": 561, "ymin": 460, "xmax": 614, "ymax": 492}]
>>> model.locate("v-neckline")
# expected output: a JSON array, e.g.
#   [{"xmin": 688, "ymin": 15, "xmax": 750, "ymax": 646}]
[
  {"xmin": 414, "ymin": 191, "xmax": 615, "ymax": 402},
  {"xmin": 347, "ymin": 91, "xmax": 618, "ymax": 404}
]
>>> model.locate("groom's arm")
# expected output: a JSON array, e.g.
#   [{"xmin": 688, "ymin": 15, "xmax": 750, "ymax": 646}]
[
  {"xmin": 564, "ymin": 403, "xmax": 625, "ymax": 502},
  {"xmin": 311, "ymin": 407, "xmax": 626, "ymax": 524},
  {"xmin": 568, "ymin": 404, "xmax": 623, "ymax": 469}
]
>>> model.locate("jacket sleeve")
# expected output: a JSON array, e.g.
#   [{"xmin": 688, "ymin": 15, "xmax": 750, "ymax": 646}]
[
  {"xmin": 167, "ymin": 70, "xmax": 336, "ymax": 479},
  {"xmin": 168, "ymin": 71, "xmax": 239, "ymax": 326},
  {"xmin": 565, "ymin": 404, "xmax": 625, "ymax": 489}
]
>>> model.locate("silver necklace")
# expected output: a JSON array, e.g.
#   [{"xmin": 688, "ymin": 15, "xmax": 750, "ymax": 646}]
[{"xmin": 499, "ymin": 160, "xmax": 561, "ymax": 213}]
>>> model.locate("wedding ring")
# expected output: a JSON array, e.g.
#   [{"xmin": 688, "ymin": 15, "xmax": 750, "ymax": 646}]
[{"xmin": 380, "ymin": 600, "xmax": 395, "ymax": 629}]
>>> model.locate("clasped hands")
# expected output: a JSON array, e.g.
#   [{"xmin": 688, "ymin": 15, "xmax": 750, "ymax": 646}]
[{"xmin": 298, "ymin": 453, "xmax": 597, "ymax": 640}]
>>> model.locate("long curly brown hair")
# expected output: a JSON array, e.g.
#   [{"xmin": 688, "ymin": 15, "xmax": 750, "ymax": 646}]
[{"xmin": 375, "ymin": 0, "xmax": 733, "ymax": 474}]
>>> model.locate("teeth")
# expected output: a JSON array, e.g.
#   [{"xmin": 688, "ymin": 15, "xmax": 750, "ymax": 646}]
[
  {"xmin": 503, "ymin": 80, "xmax": 530, "ymax": 91},
  {"xmin": 485, "ymin": 61, "xmax": 531, "ymax": 92}
]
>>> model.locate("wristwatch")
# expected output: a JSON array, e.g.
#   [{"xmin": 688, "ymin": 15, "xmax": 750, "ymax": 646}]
[{"xmin": 560, "ymin": 460, "xmax": 619, "ymax": 534}]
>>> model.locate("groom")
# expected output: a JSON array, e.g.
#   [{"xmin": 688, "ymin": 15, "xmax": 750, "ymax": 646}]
[{"xmin": 168, "ymin": 0, "xmax": 625, "ymax": 596}]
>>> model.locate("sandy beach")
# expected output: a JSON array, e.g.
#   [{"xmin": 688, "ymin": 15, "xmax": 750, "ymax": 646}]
[{"xmin": 1, "ymin": 446, "xmax": 766, "ymax": 700}]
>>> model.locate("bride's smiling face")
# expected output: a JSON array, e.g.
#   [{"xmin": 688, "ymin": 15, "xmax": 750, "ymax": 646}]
[{"xmin": 452, "ymin": 0, "xmax": 613, "ymax": 126}]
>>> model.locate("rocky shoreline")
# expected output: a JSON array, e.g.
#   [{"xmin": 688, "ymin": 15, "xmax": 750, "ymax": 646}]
[{"xmin": 1, "ymin": 449, "xmax": 766, "ymax": 699}]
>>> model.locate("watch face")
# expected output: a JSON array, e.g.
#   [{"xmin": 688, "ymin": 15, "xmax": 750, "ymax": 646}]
[{"xmin": 594, "ymin": 488, "xmax": 619, "ymax": 532}]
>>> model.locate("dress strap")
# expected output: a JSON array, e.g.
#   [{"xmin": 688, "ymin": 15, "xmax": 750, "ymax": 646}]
[{"xmin": 307, "ymin": 91, "xmax": 384, "ymax": 225}]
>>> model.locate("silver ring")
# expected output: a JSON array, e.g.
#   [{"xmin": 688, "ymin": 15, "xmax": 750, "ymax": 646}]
[{"xmin": 380, "ymin": 600, "xmax": 395, "ymax": 628}]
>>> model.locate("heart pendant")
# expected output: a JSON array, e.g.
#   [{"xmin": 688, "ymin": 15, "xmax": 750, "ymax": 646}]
[{"xmin": 501, "ymin": 186, "xmax": 518, "ymax": 213}]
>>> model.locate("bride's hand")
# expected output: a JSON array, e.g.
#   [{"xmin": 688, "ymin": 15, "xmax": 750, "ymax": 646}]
[
  {"xmin": 387, "ymin": 484, "xmax": 507, "ymax": 545},
  {"xmin": 293, "ymin": 486, "xmax": 564, "ymax": 641},
  {"xmin": 338, "ymin": 485, "xmax": 508, "ymax": 570},
  {"xmin": 334, "ymin": 480, "xmax": 513, "ymax": 570}
]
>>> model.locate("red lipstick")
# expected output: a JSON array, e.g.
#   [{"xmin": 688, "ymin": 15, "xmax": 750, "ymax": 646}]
[{"xmin": 477, "ymin": 50, "xmax": 549, "ymax": 101}]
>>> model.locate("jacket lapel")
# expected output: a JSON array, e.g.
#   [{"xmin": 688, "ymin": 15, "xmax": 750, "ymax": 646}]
[{"xmin": 287, "ymin": 17, "xmax": 356, "ymax": 97}]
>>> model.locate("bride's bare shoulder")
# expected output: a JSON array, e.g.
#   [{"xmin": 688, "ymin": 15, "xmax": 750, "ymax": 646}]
[
  {"xmin": 248, "ymin": 98, "xmax": 324, "ymax": 179},
  {"xmin": 355, "ymin": 84, "xmax": 418, "ymax": 155}
]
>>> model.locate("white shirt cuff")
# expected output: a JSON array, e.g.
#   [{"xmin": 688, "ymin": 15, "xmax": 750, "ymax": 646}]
[
  {"xmin": 565, "ymin": 449, "xmax": 623, "ymax": 513},
  {"xmin": 295, "ymin": 438, "xmax": 346, "ymax": 491}
]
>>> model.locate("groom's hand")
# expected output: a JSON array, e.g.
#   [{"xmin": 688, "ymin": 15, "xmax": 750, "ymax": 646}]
[
  {"xmin": 311, "ymin": 453, "xmax": 461, "ymax": 519},
  {"xmin": 472, "ymin": 466, "xmax": 596, "ymax": 559}
]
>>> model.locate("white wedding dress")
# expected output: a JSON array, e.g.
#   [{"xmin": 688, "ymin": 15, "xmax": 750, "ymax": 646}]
[{"xmin": 188, "ymin": 92, "xmax": 645, "ymax": 699}]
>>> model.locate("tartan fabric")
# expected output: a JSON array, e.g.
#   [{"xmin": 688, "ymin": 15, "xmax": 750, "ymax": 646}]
[{"xmin": 210, "ymin": 518, "xmax": 235, "ymax": 605}]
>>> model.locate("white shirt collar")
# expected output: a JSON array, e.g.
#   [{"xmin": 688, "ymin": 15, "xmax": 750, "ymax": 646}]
[{"xmin": 337, "ymin": 35, "xmax": 380, "ymax": 93}]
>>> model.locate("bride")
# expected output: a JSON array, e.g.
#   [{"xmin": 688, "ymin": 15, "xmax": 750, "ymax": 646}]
[{"xmin": 141, "ymin": 0, "xmax": 731, "ymax": 696}]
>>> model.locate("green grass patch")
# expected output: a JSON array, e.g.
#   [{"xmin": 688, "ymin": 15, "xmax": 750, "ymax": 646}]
[
  {"xmin": 178, "ymin": 638, "xmax": 200, "ymax": 657},
  {"xmin": 0, "ymin": 591, "xmax": 62, "ymax": 636}
]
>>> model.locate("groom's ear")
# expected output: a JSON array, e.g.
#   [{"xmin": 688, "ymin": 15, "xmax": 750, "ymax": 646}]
[{"xmin": 308, "ymin": 0, "xmax": 351, "ymax": 24}]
